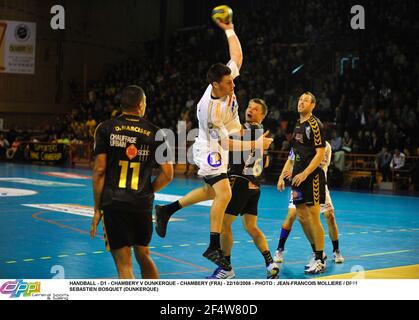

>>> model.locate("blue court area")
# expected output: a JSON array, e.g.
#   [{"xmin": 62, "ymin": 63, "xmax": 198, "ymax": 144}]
[{"xmin": 1, "ymin": 163, "xmax": 419, "ymax": 279}]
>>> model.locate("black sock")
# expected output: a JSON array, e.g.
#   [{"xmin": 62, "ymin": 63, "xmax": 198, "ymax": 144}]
[
  {"xmin": 209, "ymin": 232, "xmax": 221, "ymax": 250},
  {"xmin": 277, "ymin": 227, "xmax": 291, "ymax": 251},
  {"xmin": 165, "ymin": 200, "xmax": 181, "ymax": 216},
  {"xmin": 262, "ymin": 251, "xmax": 273, "ymax": 267},
  {"xmin": 278, "ymin": 239, "xmax": 287, "ymax": 251},
  {"xmin": 332, "ymin": 240, "xmax": 339, "ymax": 252},
  {"xmin": 311, "ymin": 243, "xmax": 316, "ymax": 252},
  {"xmin": 315, "ymin": 250, "xmax": 324, "ymax": 262},
  {"xmin": 221, "ymin": 255, "xmax": 231, "ymax": 271}
]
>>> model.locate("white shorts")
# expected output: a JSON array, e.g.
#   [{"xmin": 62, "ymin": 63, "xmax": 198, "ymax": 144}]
[
  {"xmin": 193, "ymin": 140, "xmax": 228, "ymax": 177},
  {"xmin": 288, "ymin": 185, "xmax": 334, "ymax": 213}
]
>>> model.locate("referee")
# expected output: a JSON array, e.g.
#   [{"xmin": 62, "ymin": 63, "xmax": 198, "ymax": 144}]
[{"xmin": 90, "ymin": 85, "xmax": 173, "ymax": 279}]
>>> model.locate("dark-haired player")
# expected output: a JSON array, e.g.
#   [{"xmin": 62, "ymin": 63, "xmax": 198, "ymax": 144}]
[
  {"xmin": 154, "ymin": 18, "xmax": 272, "ymax": 271},
  {"xmin": 90, "ymin": 85, "xmax": 173, "ymax": 279}
]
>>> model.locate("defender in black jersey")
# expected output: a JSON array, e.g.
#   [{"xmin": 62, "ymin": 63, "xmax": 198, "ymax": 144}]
[
  {"xmin": 207, "ymin": 99, "xmax": 279, "ymax": 279},
  {"xmin": 90, "ymin": 85, "xmax": 173, "ymax": 279},
  {"xmin": 285, "ymin": 92, "xmax": 327, "ymax": 275}
]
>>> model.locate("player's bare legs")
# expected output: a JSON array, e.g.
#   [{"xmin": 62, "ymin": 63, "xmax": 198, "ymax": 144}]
[
  {"xmin": 282, "ymin": 208, "xmax": 298, "ymax": 230},
  {"xmin": 306, "ymin": 204, "xmax": 325, "ymax": 253},
  {"xmin": 209, "ymin": 178, "xmax": 232, "ymax": 233},
  {"xmin": 214, "ymin": 213, "xmax": 278, "ymax": 279},
  {"xmin": 323, "ymin": 209, "xmax": 344, "ymax": 263},
  {"xmin": 155, "ymin": 184, "xmax": 215, "ymax": 238},
  {"xmin": 323, "ymin": 209, "xmax": 338, "ymax": 241},
  {"xmin": 241, "ymin": 214, "xmax": 279, "ymax": 278},
  {"xmin": 241, "ymin": 215, "xmax": 269, "ymax": 253},
  {"xmin": 274, "ymin": 208, "xmax": 298, "ymax": 263},
  {"xmin": 133, "ymin": 245, "xmax": 159, "ymax": 279},
  {"xmin": 200, "ymin": 178, "xmax": 232, "ymax": 269},
  {"xmin": 111, "ymin": 246, "xmax": 135, "ymax": 279},
  {"xmin": 179, "ymin": 184, "xmax": 215, "ymax": 207},
  {"xmin": 220, "ymin": 214, "xmax": 237, "ymax": 257},
  {"xmin": 296, "ymin": 205, "xmax": 316, "ymax": 247}
]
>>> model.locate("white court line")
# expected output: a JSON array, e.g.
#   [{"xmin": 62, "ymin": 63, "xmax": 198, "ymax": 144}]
[{"xmin": 155, "ymin": 193, "xmax": 212, "ymax": 206}]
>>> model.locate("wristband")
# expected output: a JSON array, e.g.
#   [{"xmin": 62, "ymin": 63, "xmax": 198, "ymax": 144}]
[{"xmin": 225, "ymin": 29, "xmax": 235, "ymax": 38}]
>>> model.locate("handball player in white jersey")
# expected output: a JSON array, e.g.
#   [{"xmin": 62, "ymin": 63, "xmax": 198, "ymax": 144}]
[{"xmin": 155, "ymin": 18, "xmax": 272, "ymax": 270}]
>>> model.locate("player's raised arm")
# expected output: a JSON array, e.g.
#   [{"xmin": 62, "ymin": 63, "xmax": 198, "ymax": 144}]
[{"xmin": 214, "ymin": 20, "xmax": 243, "ymax": 70}]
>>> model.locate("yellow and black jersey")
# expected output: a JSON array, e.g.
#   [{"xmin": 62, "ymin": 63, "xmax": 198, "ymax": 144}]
[
  {"xmin": 291, "ymin": 115, "xmax": 325, "ymax": 177},
  {"xmin": 94, "ymin": 114, "xmax": 171, "ymax": 210},
  {"xmin": 228, "ymin": 122, "xmax": 267, "ymax": 186}
]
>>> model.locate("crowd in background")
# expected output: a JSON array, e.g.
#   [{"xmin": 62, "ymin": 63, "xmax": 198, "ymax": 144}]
[{"xmin": 1, "ymin": 0, "xmax": 418, "ymax": 188}]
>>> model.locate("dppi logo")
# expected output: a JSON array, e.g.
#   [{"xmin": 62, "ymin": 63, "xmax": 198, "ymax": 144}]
[{"xmin": 0, "ymin": 280, "xmax": 41, "ymax": 298}]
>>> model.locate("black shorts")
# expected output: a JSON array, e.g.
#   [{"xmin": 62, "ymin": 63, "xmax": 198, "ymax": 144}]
[
  {"xmin": 203, "ymin": 173, "xmax": 228, "ymax": 186},
  {"xmin": 101, "ymin": 204, "xmax": 153, "ymax": 251},
  {"xmin": 291, "ymin": 168, "xmax": 326, "ymax": 206},
  {"xmin": 225, "ymin": 176, "xmax": 261, "ymax": 216}
]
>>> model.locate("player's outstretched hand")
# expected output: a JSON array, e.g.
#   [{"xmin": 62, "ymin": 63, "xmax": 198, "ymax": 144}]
[
  {"xmin": 90, "ymin": 208, "xmax": 102, "ymax": 239},
  {"xmin": 214, "ymin": 19, "xmax": 234, "ymax": 31},
  {"xmin": 261, "ymin": 130, "xmax": 273, "ymax": 150}
]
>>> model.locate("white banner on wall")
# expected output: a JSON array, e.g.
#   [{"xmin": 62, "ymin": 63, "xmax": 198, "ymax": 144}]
[{"xmin": 0, "ymin": 20, "xmax": 36, "ymax": 74}]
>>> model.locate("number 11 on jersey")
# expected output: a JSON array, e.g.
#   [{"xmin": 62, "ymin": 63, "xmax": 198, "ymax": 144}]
[{"xmin": 118, "ymin": 160, "xmax": 141, "ymax": 190}]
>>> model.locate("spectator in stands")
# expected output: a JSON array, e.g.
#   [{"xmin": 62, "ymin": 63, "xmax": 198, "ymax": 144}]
[
  {"xmin": 342, "ymin": 131, "xmax": 353, "ymax": 153},
  {"xmin": 272, "ymin": 127, "xmax": 287, "ymax": 152},
  {"xmin": 390, "ymin": 148, "xmax": 406, "ymax": 171},
  {"xmin": 86, "ymin": 115, "xmax": 97, "ymax": 138},
  {"xmin": 331, "ymin": 129, "xmax": 345, "ymax": 172},
  {"xmin": 6, "ymin": 137, "xmax": 22, "ymax": 161},
  {"xmin": 371, "ymin": 131, "xmax": 382, "ymax": 154},
  {"xmin": 376, "ymin": 147, "xmax": 392, "ymax": 182},
  {"xmin": 0, "ymin": 134, "xmax": 10, "ymax": 161},
  {"xmin": 330, "ymin": 129, "xmax": 342, "ymax": 151},
  {"xmin": 56, "ymin": 0, "xmax": 418, "ymax": 175},
  {"xmin": 6, "ymin": 126, "xmax": 18, "ymax": 147},
  {"xmin": 352, "ymin": 130, "xmax": 366, "ymax": 153}
]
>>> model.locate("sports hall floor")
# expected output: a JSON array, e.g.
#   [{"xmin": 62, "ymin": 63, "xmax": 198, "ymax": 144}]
[{"xmin": 1, "ymin": 163, "xmax": 418, "ymax": 279}]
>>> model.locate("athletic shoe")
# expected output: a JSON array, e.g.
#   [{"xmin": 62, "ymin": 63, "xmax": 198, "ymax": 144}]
[
  {"xmin": 305, "ymin": 252, "xmax": 327, "ymax": 270},
  {"xmin": 266, "ymin": 262, "xmax": 280, "ymax": 279},
  {"xmin": 305, "ymin": 259, "xmax": 327, "ymax": 274},
  {"xmin": 273, "ymin": 250, "xmax": 284, "ymax": 263},
  {"xmin": 333, "ymin": 250, "xmax": 345, "ymax": 264},
  {"xmin": 202, "ymin": 247, "xmax": 232, "ymax": 270},
  {"xmin": 206, "ymin": 267, "xmax": 235, "ymax": 279},
  {"xmin": 155, "ymin": 205, "xmax": 170, "ymax": 238}
]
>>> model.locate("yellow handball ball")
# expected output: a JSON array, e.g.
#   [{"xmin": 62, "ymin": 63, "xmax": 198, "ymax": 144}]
[{"xmin": 211, "ymin": 5, "xmax": 233, "ymax": 24}]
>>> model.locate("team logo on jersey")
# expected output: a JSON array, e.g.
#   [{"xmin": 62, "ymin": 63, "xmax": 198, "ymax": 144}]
[
  {"xmin": 305, "ymin": 126, "xmax": 311, "ymax": 139},
  {"xmin": 207, "ymin": 152, "xmax": 222, "ymax": 168},
  {"xmin": 126, "ymin": 144, "xmax": 138, "ymax": 160}
]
